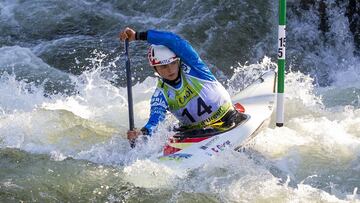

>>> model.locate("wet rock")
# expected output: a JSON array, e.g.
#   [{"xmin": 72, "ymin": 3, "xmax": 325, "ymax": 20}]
[{"xmin": 345, "ymin": 0, "xmax": 360, "ymax": 55}]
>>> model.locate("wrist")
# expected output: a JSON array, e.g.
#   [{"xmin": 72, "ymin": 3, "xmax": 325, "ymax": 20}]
[
  {"xmin": 140, "ymin": 127, "xmax": 149, "ymax": 135},
  {"xmin": 135, "ymin": 31, "xmax": 148, "ymax": 41},
  {"xmin": 135, "ymin": 31, "xmax": 139, "ymax": 40}
]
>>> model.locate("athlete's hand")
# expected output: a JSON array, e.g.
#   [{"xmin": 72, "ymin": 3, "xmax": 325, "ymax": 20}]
[
  {"xmin": 119, "ymin": 27, "xmax": 136, "ymax": 41},
  {"xmin": 127, "ymin": 129, "xmax": 142, "ymax": 142}
]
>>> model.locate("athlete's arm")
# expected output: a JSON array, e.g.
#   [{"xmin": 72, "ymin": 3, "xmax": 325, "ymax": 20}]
[
  {"xmin": 141, "ymin": 89, "xmax": 168, "ymax": 136},
  {"xmin": 119, "ymin": 27, "xmax": 216, "ymax": 81},
  {"xmin": 120, "ymin": 28, "xmax": 216, "ymax": 81},
  {"xmin": 120, "ymin": 27, "xmax": 203, "ymax": 70}
]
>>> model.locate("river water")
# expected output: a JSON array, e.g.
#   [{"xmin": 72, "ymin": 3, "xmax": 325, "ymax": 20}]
[{"xmin": 0, "ymin": 0, "xmax": 359, "ymax": 202}]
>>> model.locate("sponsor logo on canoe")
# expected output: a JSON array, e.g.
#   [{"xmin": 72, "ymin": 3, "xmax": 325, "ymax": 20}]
[
  {"xmin": 200, "ymin": 146, "xmax": 208, "ymax": 150},
  {"xmin": 211, "ymin": 140, "xmax": 231, "ymax": 153},
  {"xmin": 199, "ymin": 136, "xmax": 219, "ymax": 150},
  {"xmin": 158, "ymin": 153, "xmax": 193, "ymax": 162}
]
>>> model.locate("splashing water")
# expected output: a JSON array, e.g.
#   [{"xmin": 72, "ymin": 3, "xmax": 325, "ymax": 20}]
[{"xmin": 0, "ymin": 0, "xmax": 360, "ymax": 202}]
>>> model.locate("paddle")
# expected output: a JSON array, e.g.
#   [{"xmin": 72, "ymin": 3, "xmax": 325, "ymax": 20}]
[{"xmin": 124, "ymin": 39, "xmax": 135, "ymax": 148}]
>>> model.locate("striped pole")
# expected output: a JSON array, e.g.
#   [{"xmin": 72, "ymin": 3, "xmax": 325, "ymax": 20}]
[{"xmin": 276, "ymin": 0, "xmax": 286, "ymax": 127}]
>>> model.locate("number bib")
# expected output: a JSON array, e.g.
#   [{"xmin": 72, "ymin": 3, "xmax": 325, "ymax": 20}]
[{"xmin": 158, "ymin": 72, "xmax": 232, "ymax": 128}]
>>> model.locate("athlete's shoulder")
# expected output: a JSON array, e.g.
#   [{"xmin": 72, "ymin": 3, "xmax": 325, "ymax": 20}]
[{"xmin": 181, "ymin": 62, "xmax": 216, "ymax": 81}]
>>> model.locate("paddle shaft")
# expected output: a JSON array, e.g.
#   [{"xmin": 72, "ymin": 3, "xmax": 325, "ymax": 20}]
[{"xmin": 125, "ymin": 40, "xmax": 135, "ymax": 131}]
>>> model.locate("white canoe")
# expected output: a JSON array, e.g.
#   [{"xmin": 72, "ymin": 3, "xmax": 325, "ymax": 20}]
[{"xmin": 156, "ymin": 70, "xmax": 277, "ymax": 170}]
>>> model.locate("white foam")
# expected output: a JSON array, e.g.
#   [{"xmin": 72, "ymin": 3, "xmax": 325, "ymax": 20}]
[{"xmin": 0, "ymin": 72, "xmax": 48, "ymax": 114}]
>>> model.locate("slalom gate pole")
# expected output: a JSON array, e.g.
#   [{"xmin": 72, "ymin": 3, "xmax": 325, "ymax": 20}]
[{"xmin": 276, "ymin": 0, "xmax": 286, "ymax": 127}]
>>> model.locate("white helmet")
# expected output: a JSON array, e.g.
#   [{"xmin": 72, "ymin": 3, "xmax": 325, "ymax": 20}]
[{"xmin": 148, "ymin": 45, "xmax": 179, "ymax": 66}]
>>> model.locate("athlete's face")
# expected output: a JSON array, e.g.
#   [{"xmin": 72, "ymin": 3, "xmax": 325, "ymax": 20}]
[{"xmin": 154, "ymin": 60, "xmax": 180, "ymax": 81}]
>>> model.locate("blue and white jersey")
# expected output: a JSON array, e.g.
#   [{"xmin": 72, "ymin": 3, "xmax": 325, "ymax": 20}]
[{"xmin": 143, "ymin": 30, "xmax": 232, "ymax": 135}]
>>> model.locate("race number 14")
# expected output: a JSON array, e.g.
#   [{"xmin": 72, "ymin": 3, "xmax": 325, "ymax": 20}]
[
  {"xmin": 278, "ymin": 25, "xmax": 286, "ymax": 59},
  {"xmin": 182, "ymin": 97, "xmax": 212, "ymax": 122}
]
